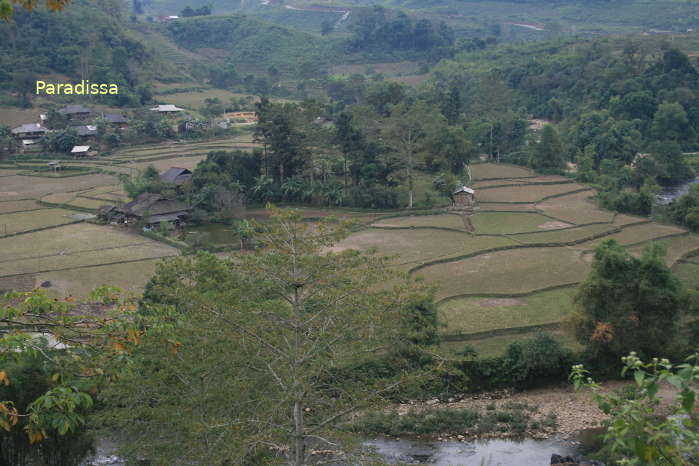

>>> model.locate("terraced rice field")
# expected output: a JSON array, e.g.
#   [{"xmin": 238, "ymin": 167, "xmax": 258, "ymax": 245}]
[
  {"xmin": 439, "ymin": 287, "xmax": 576, "ymax": 336},
  {"xmin": 372, "ymin": 214, "xmax": 467, "ymax": 230},
  {"xmin": 536, "ymin": 190, "xmax": 614, "ymax": 224},
  {"xmin": 0, "ymin": 199, "xmax": 42, "ymax": 214},
  {"xmin": 332, "ymin": 228, "xmax": 516, "ymax": 268},
  {"xmin": 0, "ymin": 223, "xmax": 179, "ymax": 297},
  {"xmin": 477, "ymin": 183, "xmax": 586, "ymax": 203},
  {"xmin": 329, "ymin": 164, "xmax": 698, "ymax": 355},
  {"xmin": 471, "ymin": 211, "xmax": 565, "ymax": 235},
  {"xmin": 416, "ymin": 247, "xmax": 589, "ymax": 299},
  {"xmin": 0, "ymin": 208, "xmax": 80, "ymax": 235},
  {"xmin": 471, "ymin": 163, "xmax": 534, "ymax": 180}
]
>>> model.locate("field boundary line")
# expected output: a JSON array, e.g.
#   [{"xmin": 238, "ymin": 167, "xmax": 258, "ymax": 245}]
[
  {"xmin": 441, "ymin": 322, "xmax": 563, "ymax": 342},
  {"xmin": 0, "ymin": 242, "xmax": 157, "ymax": 265},
  {"xmin": 0, "ymin": 255, "xmax": 177, "ymax": 279},
  {"xmin": 0, "ymin": 219, "xmax": 84, "ymax": 240},
  {"xmin": 435, "ymin": 282, "xmax": 579, "ymax": 306}
]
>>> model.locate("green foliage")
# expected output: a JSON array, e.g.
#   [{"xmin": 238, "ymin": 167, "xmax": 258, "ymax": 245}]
[
  {"xmin": 529, "ymin": 124, "xmax": 564, "ymax": 172},
  {"xmin": 44, "ymin": 128, "xmax": 79, "ymax": 153},
  {"xmin": 102, "ymin": 209, "xmax": 437, "ymax": 465},
  {"xmin": 0, "ymin": 0, "xmax": 159, "ymax": 106},
  {"xmin": 571, "ymin": 240, "xmax": 686, "ymax": 365},
  {"xmin": 571, "ymin": 352, "xmax": 699, "ymax": 465},
  {"xmin": 347, "ymin": 6, "xmax": 454, "ymax": 57},
  {"xmin": 669, "ymin": 183, "xmax": 699, "ymax": 232},
  {"xmin": 467, "ymin": 333, "xmax": 575, "ymax": 390},
  {"xmin": 353, "ymin": 403, "xmax": 543, "ymax": 437}
]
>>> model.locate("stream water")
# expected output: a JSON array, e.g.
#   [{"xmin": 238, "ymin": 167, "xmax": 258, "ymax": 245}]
[
  {"xmin": 82, "ymin": 436, "xmax": 579, "ymax": 466},
  {"xmin": 656, "ymin": 177, "xmax": 699, "ymax": 204},
  {"xmin": 363, "ymin": 437, "xmax": 578, "ymax": 465}
]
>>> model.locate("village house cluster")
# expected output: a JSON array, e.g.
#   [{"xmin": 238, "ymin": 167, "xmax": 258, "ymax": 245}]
[{"xmin": 11, "ymin": 104, "xmax": 128, "ymax": 156}]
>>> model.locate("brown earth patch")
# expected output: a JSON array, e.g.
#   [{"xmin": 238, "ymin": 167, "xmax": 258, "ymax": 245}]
[{"xmin": 538, "ymin": 221, "xmax": 573, "ymax": 230}]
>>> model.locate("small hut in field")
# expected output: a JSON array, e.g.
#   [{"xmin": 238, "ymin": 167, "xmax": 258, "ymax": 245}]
[{"xmin": 452, "ymin": 186, "xmax": 476, "ymax": 207}]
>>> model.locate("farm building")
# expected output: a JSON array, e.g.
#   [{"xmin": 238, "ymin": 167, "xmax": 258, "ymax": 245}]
[
  {"xmin": 74, "ymin": 125, "xmax": 98, "ymax": 140},
  {"xmin": 58, "ymin": 105, "xmax": 91, "ymax": 120},
  {"xmin": 160, "ymin": 167, "xmax": 193, "ymax": 188},
  {"xmin": 104, "ymin": 113, "xmax": 128, "ymax": 129},
  {"xmin": 12, "ymin": 123, "xmax": 48, "ymax": 139},
  {"xmin": 150, "ymin": 104, "xmax": 184, "ymax": 113},
  {"xmin": 71, "ymin": 145, "xmax": 96, "ymax": 158},
  {"xmin": 109, "ymin": 193, "xmax": 191, "ymax": 226},
  {"xmin": 453, "ymin": 186, "xmax": 476, "ymax": 207}
]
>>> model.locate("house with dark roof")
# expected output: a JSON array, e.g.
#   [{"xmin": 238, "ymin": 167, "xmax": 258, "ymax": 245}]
[
  {"xmin": 58, "ymin": 105, "xmax": 91, "ymax": 120},
  {"xmin": 104, "ymin": 113, "xmax": 128, "ymax": 129},
  {"xmin": 160, "ymin": 167, "xmax": 193, "ymax": 187},
  {"xmin": 12, "ymin": 123, "xmax": 48, "ymax": 139},
  {"xmin": 114, "ymin": 193, "xmax": 191, "ymax": 226},
  {"xmin": 74, "ymin": 125, "xmax": 98, "ymax": 139}
]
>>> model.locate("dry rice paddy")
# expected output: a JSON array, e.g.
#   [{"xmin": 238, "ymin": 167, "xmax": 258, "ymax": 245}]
[
  {"xmin": 439, "ymin": 287, "xmax": 576, "ymax": 336},
  {"xmin": 470, "ymin": 211, "xmax": 563, "ymax": 235},
  {"xmin": 471, "ymin": 163, "xmax": 534, "ymax": 180},
  {"xmin": 477, "ymin": 183, "xmax": 586, "ymax": 203},
  {"xmin": 0, "ymin": 208, "xmax": 80, "ymax": 235},
  {"xmin": 536, "ymin": 190, "xmax": 614, "ymax": 224},
  {"xmin": 371, "ymin": 214, "xmax": 467, "ymax": 230},
  {"xmin": 415, "ymin": 247, "xmax": 590, "ymax": 299}
]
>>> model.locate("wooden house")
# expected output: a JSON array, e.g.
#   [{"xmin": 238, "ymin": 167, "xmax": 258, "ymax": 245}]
[
  {"xmin": 58, "ymin": 105, "xmax": 91, "ymax": 120},
  {"xmin": 113, "ymin": 193, "xmax": 191, "ymax": 226},
  {"xmin": 12, "ymin": 123, "xmax": 48, "ymax": 139},
  {"xmin": 452, "ymin": 186, "xmax": 476, "ymax": 207},
  {"xmin": 160, "ymin": 167, "xmax": 193, "ymax": 189},
  {"xmin": 104, "ymin": 113, "xmax": 129, "ymax": 129}
]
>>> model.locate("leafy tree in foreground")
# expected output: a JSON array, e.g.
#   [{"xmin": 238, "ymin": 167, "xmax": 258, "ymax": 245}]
[
  {"xmin": 669, "ymin": 183, "xmax": 699, "ymax": 232},
  {"xmin": 571, "ymin": 240, "xmax": 686, "ymax": 365},
  {"xmin": 101, "ymin": 208, "xmax": 435, "ymax": 465},
  {"xmin": 571, "ymin": 352, "xmax": 699, "ymax": 465},
  {"xmin": 0, "ymin": 288, "xmax": 161, "ymax": 464}
]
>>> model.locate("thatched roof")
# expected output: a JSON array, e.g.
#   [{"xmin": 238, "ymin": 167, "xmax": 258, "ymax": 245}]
[
  {"xmin": 119, "ymin": 193, "xmax": 191, "ymax": 220},
  {"xmin": 160, "ymin": 167, "xmax": 192, "ymax": 186}
]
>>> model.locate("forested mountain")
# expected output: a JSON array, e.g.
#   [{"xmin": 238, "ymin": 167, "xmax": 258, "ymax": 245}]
[{"xmin": 0, "ymin": 0, "xmax": 179, "ymax": 106}]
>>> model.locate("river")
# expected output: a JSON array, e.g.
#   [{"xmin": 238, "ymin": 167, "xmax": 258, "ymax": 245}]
[
  {"xmin": 363, "ymin": 437, "xmax": 578, "ymax": 465},
  {"xmin": 656, "ymin": 177, "xmax": 699, "ymax": 205},
  {"xmin": 82, "ymin": 436, "xmax": 579, "ymax": 465}
]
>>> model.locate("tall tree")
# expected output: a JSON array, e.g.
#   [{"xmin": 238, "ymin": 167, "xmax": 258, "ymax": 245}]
[
  {"xmin": 100, "ymin": 208, "xmax": 435, "ymax": 465},
  {"xmin": 384, "ymin": 101, "xmax": 443, "ymax": 207},
  {"xmin": 529, "ymin": 124, "xmax": 564, "ymax": 172},
  {"xmin": 571, "ymin": 240, "xmax": 686, "ymax": 364}
]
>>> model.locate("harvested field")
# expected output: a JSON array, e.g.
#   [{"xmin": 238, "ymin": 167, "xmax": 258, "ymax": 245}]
[
  {"xmin": 0, "ymin": 242, "xmax": 177, "ymax": 277},
  {"xmin": 626, "ymin": 233, "xmax": 699, "ymax": 265},
  {"xmin": 477, "ymin": 184, "xmax": 585, "ymax": 203},
  {"xmin": 0, "ymin": 169, "xmax": 21, "ymax": 177},
  {"xmin": 0, "ymin": 223, "xmax": 149, "ymax": 263},
  {"xmin": 331, "ymin": 228, "xmax": 514, "ymax": 267},
  {"xmin": 470, "ymin": 211, "xmax": 561, "ymax": 235},
  {"xmin": 471, "ymin": 163, "xmax": 533, "ymax": 180},
  {"xmin": 514, "ymin": 224, "xmax": 617, "ymax": 244},
  {"xmin": 472, "ymin": 179, "xmax": 530, "ymax": 189},
  {"xmin": 0, "ymin": 199, "xmax": 42, "ymax": 213},
  {"xmin": 440, "ymin": 287, "xmax": 576, "ymax": 335},
  {"xmin": 416, "ymin": 247, "xmax": 589, "ymax": 299},
  {"xmin": 34, "ymin": 258, "xmax": 164, "ymax": 298},
  {"xmin": 0, "ymin": 208, "xmax": 80, "ymax": 235},
  {"xmin": 581, "ymin": 222, "xmax": 685, "ymax": 248},
  {"xmin": 536, "ymin": 190, "xmax": 614, "ymax": 225},
  {"xmin": 0, "ymin": 174, "xmax": 118, "ymax": 200},
  {"xmin": 371, "ymin": 214, "xmax": 467, "ymax": 230},
  {"xmin": 522, "ymin": 175, "xmax": 571, "ymax": 183},
  {"xmin": 63, "ymin": 197, "xmax": 106, "ymax": 210}
]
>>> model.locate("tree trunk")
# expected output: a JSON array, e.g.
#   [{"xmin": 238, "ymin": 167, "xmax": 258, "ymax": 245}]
[
  {"xmin": 293, "ymin": 401, "xmax": 305, "ymax": 466},
  {"xmin": 489, "ymin": 123, "xmax": 494, "ymax": 161}
]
